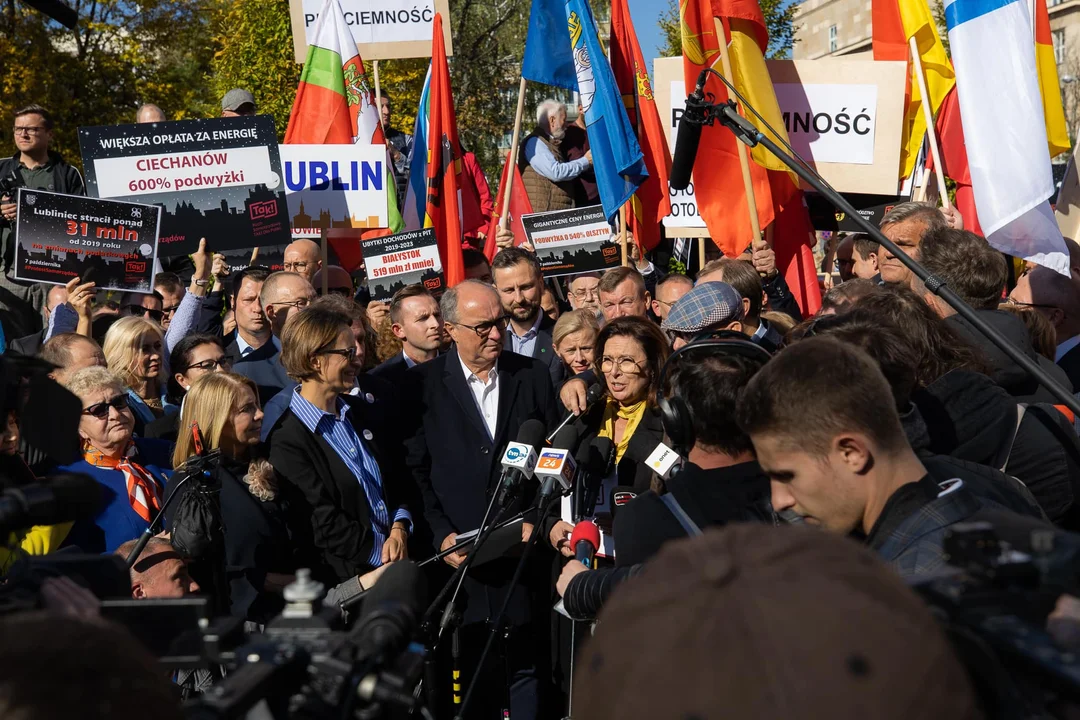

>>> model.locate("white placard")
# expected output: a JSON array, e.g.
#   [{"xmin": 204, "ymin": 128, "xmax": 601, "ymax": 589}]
[
  {"xmin": 279, "ymin": 144, "xmax": 389, "ymax": 235},
  {"xmin": 93, "ymin": 146, "xmax": 277, "ymax": 199},
  {"xmin": 773, "ymin": 83, "xmax": 878, "ymax": 165}
]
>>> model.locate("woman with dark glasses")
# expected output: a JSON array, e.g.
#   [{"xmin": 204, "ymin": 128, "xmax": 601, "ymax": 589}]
[
  {"xmin": 55, "ymin": 365, "xmax": 172, "ymax": 554},
  {"xmin": 145, "ymin": 334, "xmax": 233, "ymax": 442}
]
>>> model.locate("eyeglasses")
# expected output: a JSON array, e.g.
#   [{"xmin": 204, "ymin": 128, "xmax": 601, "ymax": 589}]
[
  {"xmin": 571, "ymin": 287, "xmax": 600, "ymax": 300},
  {"xmin": 162, "ymin": 305, "xmax": 180, "ymax": 315},
  {"xmin": 266, "ymin": 298, "xmax": 312, "ymax": 311},
  {"xmin": 1005, "ymin": 297, "xmax": 1058, "ymax": 311},
  {"xmin": 319, "ymin": 346, "xmax": 358, "ymax": 363},
  {"xmin": 13, "ymin": 126, "xmax": 47, "ymax": 137},
  {"xmin": 185, "ymin": 357, "xmax": 231, "ymax": 372},
  {"xmin": 451, "ymin": 315, "xmax": 510, "ymax": 338},
  {"xmin": 283, "ymin": 261, "xmax": 311, "ymax": 272},
  {"xmin": 82, "ymin": 394, "xmax": 130, "ymax": 419},
  {"xmin": 125, "ymin": 304, "xmax": 164, "ymax": 322},
  {"xmin": 600, "ymin": 356, "xmax": 645, "ymax": 375}
]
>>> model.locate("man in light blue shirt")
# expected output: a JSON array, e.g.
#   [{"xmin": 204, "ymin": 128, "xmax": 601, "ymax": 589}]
[
  {"xmin": 492, "ymin": 246, "xmax": 565, "ymax": 386},
  {"xmin": 520, "ymin": 99, "xmax": 593, "ymax": 213}
]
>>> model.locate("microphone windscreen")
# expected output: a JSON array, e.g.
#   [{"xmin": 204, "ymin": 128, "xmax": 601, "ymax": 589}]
[
  {"xmin": 670, "ymin": 115, "xmax": 703, "ymax": 191},
  {"xmin": 570, "ymin": 519, "xmax": 601, "ymax": 550},
  {"xmin": 585, "ymin": 383, "xmax": 603, "ymax": 406},
  {"xmin": 357, "ymin": 560, "xmax": 425, "ymax": 621},
  {"xmin": 516, "ymin": 418, "xmax": 548, "ymax": 450},
  {"xmin": 550, "ymin": 426, "xmax": 581, "ymax": 453}
]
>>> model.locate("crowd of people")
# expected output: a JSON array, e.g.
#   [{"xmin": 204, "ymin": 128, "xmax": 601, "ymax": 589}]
[{"xmin": 6, "ymin": 95, "xmax": 1080, "ymax": 719}]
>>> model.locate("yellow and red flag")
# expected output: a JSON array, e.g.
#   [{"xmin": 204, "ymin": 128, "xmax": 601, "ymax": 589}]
[
  {"xmin": 872, "ymin": 0, "xmax": 954, "ymax": 180},
  {"xmin": 610, "ymin": 0, "xmax": 672, "ymax": 251},
  {"xmin": 1034, "ymin": 0, "xmax": 1070, "ymax": 158},
  {"xmin": 422, "ymin": 12, "xmax": 465, "ymax": 288}
]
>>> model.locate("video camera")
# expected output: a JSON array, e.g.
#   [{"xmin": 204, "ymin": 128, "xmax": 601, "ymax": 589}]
[{"xmin": 910, "ymin": 522, "xmax": 1080, "ymax": 717}]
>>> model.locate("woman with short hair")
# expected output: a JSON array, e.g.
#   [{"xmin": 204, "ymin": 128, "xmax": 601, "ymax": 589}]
[
  {"xmin": 56, "ymin": 365, "xmax": 170, "ymax": 554},
  {"xmin": 552, "ymin": 309, "xmax": 599, "ymax": 375},
  {"xmin": 145, "ymin": 334, "xmax": 232, "ymax": 442}
]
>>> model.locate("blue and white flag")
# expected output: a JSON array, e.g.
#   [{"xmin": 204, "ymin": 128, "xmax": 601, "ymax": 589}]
[
  {"xmin": 564, "ymin": 0, "xmax": 647, "ymax": 221},
  {"xmin": 945, "ymin": 0, "xmax": 1069, "ymax": 274},
  {"xmin": 522, "ymin": 0, "xmax": 577, "ymax": 90},
  {"xmin": 403, "ymin": 63, "xmax": 432, "ymax": 231}
]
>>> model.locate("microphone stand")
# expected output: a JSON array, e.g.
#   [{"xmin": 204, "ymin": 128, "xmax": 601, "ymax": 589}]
[
  {"xmin": 453, "ymin": 485, "xmax": 563, "ymax": 720},
  {"xmin": 688, "ymin": 68, "xmax": 1080, "ymax": 417},
  {"xmin": 417, "ymin": 511, "xmax": 526, "ymax": 567}
]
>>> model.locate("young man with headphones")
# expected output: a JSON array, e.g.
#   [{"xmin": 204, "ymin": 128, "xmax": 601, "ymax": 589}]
[{"xmin": 554, "ymin": 333, "xmax": 776, "ymax": 612}]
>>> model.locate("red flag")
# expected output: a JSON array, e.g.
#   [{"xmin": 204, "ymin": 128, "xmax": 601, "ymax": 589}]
[
  {"xmin": 423, "ymin": 12, "xmax": 465, "ymax": 287},
  {"xmin": 609, "ymin": 0, "xmax": 672, "ymax": 252},
  {"xmin": 768, "ymin": 171, "xmax": 821, "ymax": 316},
  {"xmin": 485, "ymin": 153, "xmax": 534, "ymax": 263},
  {"xmin": 933, "ymin": 87, "xmax": 982, "ymax": 235}
]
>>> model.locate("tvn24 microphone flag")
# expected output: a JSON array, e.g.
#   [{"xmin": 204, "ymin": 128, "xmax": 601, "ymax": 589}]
[
  {"xmin": 521, "ymin": 0, "xmax": 648, "ymax": 221},
  {"xmin": 944, "ymin": 0, "xmax": 1069, "ymax": 275}
]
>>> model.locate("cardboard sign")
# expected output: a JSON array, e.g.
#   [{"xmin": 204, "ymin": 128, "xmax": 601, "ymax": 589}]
[
  {"xmin": 520, "ymin": 205, "xmax": 621, "ymax": 277},
  {"xmin": 362, "ymin": 228, "xmax": 443, "ymax": 301},
  {"xmin": 78, "ymin": 116, "xmax": 291, "ymax": 257},
  {"xmin": 13, "ymin": 189, "xmax": 161, "ymax": 292},
  {"xmin": 653, "ymin": 56, "xmax": 906, "ymax": 235},
  {"xmin": 288, "ymin": 0, "xmax": 453, "ymax": 63},
  {"xmin": 279, "ymin": 144, "xmax": 389, "ymax": 239}
]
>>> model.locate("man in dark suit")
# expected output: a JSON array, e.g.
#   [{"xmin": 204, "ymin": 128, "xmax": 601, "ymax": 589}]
[
  {"xmin": 491, "ymin": 246, "xmax": 564, "ymax": 388},
  {"xmin": 224, "ymin": 266, "xmax": 291, "ymax": 407},
  {"xmin": 404, "ymin": 280, "xmax": 559, "ymax": 720},
  {"xmin": 370, "ymin": 285, "xmax": 443, "ymax": 387}
]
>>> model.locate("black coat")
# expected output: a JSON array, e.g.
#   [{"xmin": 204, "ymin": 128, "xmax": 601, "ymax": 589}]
[
  {"xmin": 164, "ymin": 457, "xmax": 293, "ymax": 622},
  {"xmin": 573, "ymin": 400, "xmax": 666, "ymax": 496},
  {"xmin": 611, "ymin": 461, "xmax": 774, "ymax": 568},
  {"xmin": 1059, "ymin": 343, "xmax": 1080, "ymax": 392},
  {"xmin": 225, "ymin": 333, "xmax": 291, "ymax": 409},
  {"xmin": 370, "ymin": 352, "xmax": 410, "ymax": 388},
  {"xmin": 502, "ymin": 313, "xmax": 565, "ymax": 389},
  {"xmin": 144, "ymin": 411, "xmax": 180, "ymax": 443},
  {"xmin": 267, "ymin": 388, "xmax": 412, "ymax": 585},
  {"xmin": 403, "ymin": 347, "xmax": 559, "ymax": 625}
]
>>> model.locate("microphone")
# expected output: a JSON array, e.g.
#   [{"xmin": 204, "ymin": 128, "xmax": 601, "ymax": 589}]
[
  {"xmin": 495, "ymin": 419, "xmax": 546, "ymax": 506},
  {"xmin": 575, "ymin": 436, "xmax": 614, "ymax": 520},
  {"xmin": 644, "ymin": 441, "xmax": 684, "ymax": 481},
  {"xmin": 570, "ymin": 520, "xmax": 600, "ymax": 570},
  {"xmin": 0, "ymin": 473, "xmax": 102, "ymax": 535},
  {"xmin": 670, "ymin": 109, "xmax": 703, "ymax": 191},
  {"xmin": 547, "ymin": 383, "xmax": 602, "ymax": 443},
  {"xmin": 535, "ymin": 426, "xmax": 580, "ymax": 505}
]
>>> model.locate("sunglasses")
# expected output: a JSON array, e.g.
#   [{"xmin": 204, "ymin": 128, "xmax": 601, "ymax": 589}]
[
  {"xmin": 126, "ymin": 304, "xmax": 164, "ymax": 322},
  {"xmin": 82, "ymin": 394, "xmax": 130, "ymax": 419}
]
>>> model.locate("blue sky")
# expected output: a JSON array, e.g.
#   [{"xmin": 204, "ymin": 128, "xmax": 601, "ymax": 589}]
[{"xmin": 628, "ymin": 0, "xmax": 672, "ymax": 61}]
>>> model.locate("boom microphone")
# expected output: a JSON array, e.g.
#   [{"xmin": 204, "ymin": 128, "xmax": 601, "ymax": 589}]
[
  {"xmin": 548, "ymin": 383, "xmax": 603, "ymax": 443},
  {"xmin": 670, "ymin": 109, "xmax": 704, "ymax": 191},
  {"xmin": 0, "ymin": 473, "xmax": 101, "ymax": 535},
  {"xmin": 570, "ymin": 520, "xmax": 601, "ymax": 570}
]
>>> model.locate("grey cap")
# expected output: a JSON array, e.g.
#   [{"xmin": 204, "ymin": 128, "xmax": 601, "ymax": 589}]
[
  {"xmin": 222, "ymin": 88, "xmax": 256, "ymax": 112},
  {"xmin": 661, "ymin": 281, "xmax": 744, "ymax": 334}
]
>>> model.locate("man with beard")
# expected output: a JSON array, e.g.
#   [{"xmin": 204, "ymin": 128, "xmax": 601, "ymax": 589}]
[
  {"xmin": 519, "ymin": 100, "xmax": 593, "ymax": 212},
  {"xmin": 492, "ymin": 247, "xmax": 564, "ymax": 386}
]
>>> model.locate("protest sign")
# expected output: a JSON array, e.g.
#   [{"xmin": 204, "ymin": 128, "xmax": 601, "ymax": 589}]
[
  {"xmin": 288, "ymin": 0, "xmax": 453, "ymax": 62},
  {"xmin": 653, "ymin": 57, "xmax": 906, "ymax": 235},
  {"xmin": 363, "ymin": 228, "xmax": 443, "ymax": 301},
  {"xmin": 805, "ymin": 192, "xmax": 906, "ymax": 232},
  {"xmin": 78, "ymin": 116, "xmax": 291, "ymax": 257},
  {"xmin": 280, "ymin": 144, "xmax": 388, "ymax": 239},
  {"xmin": 13, "ymin": 189, "xmax": 160, "ymax": 292},
  {"xmin": 520, "ymin": 205, "xmax": 620, "ymax": 277}
]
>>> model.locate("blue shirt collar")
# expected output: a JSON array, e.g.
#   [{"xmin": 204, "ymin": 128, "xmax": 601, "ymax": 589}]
[
  {"xmin": 289, "ymin": 386, "xmax": 349, "ymax": 433},
  {"xmin": 236, "ymin": 333, "xmax": 280, "ymax": 357}
]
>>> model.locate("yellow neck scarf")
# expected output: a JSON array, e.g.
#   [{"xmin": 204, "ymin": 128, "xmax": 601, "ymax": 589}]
[{"xmin": 598, "ymin": 398, "xmax": 647, "ymax": 464}]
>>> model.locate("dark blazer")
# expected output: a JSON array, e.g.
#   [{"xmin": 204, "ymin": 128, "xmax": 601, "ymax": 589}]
[
  {"xmin": 502, "ymin": 313, "xmax": 565, "ymax": 388},
  {"xmin": 9, "ymin": 328, "xmax": 45, "ymax": 357},
  {"xmin": 403, "ymin": 347, "xmax": 559, "ymax": 625},
  {"xmin": 144, "ymin": 411, "xmax": 180, "ymax": 443},
  {"xmin": 266, "ymin": 383, "xmax": 411, "ymax": 585},
  {"xmin": 225, "ymin": 333, "xmax": 291, "ymax": 408},
  {"xmin": 370, "ymin": 352, "xmax": 410, "ymax": 388},
  {"xmin": 574, "ymin": 400, "xmax": 666, "ymax": 496},
  {"xmin": 1059, "ymin": 342, "xmax": 1080, "ymax": 392}
]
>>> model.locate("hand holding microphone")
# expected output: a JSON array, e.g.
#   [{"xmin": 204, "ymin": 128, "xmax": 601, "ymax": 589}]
[{"xmin": 570, "ymin": 519, "xmax": 601, "ymax": 569}]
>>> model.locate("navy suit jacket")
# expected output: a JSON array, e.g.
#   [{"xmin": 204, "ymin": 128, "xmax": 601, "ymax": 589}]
[
  {"xmin": 225, "ymin": 333, "xmax": 291, "ymax": 408},
  {"xmin": 502, "ymin": 313, "xmax": 565, "ymax": 389}
]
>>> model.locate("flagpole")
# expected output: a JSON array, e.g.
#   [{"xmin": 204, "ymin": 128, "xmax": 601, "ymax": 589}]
[
  {"xmin": 500, "ymin": 78, "xmax": 529, "ymax": 232},
  {"xmin": 909, "ymin": 38, "xmax": 952, "ymax": 210},
  {"xmin": 698, "ymin": 237, "xmax": 706, "ymax": 270},
  {"xmin": 715, "ymin": 18, "xmax": 763, "ymax": 247},
  {"xmin": 619, "ymin": 204, "xmax": 630, "ymax": 266},
  {"xmin": 374, "ymin": 60, "xmax": 385, "ymax": 134},
  {"xmin": 320, "ymin": 228, "xmax": 329, "ymax": 295},
  {"xmin": 250, "ymin": 247, "xmax": 260, "ymax": 265}
]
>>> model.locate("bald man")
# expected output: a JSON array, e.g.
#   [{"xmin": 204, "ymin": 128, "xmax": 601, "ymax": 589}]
[
  {"xmin": 136, "ymin": 104, "xmax": 166, "ymax": 124},
  {"xmin": 260, "ymin": 271, "xmax": 316, "ymax": 337},
  {"xmin": 283, "ymin": 239, "xmax": 322, "ymax": 283},
  {"xmin": 404, "ymin": 278, "xmax": 558, "ymax": 720},
  {"xmin": 312, "ymin": 265, "xmax": 354, "ymax": 297}
]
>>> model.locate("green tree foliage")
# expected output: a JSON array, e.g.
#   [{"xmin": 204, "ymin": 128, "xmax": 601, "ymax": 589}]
[
  {"xmin": 208, "ymin": 0, "xmax": 299, "ymax": 139},
  {"xmin": 657, "ymin": 0, "xmax": 797, "ymax": 59},
  {"xmin": 0, "ymin": 0, "xmax": 216, "ymax": 167}
]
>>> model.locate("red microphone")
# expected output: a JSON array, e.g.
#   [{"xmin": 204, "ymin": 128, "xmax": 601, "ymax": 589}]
[{"xmin": 569, "ymin": 520, "xmax": 601, "ymax": 570}]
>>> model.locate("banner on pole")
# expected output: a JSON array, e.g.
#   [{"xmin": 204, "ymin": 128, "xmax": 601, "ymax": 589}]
[
  {"xmin": 79, "ymin": 116, "xmax": 291, "ymax": 257},
  {"xmin": 13, "ymin": 189, "xmax": 161, "ymax": 293},
  {"xmin": 362, "ymin": 228, "xmax": 443, "ymax": 301},
  {"xmin": 653, "ymin": 56, "xmax": 906, "ymax": 235},
  {"xmin": 520, "ymin": 205, "xmax": 621, "ymax": 277},
  {"xmin": 280, "ymin": 144, "xmax": 389, "ymax": 239},
  {"xmin": 288, "ymin": 0, "xmax": 453, "ymax": 62}
]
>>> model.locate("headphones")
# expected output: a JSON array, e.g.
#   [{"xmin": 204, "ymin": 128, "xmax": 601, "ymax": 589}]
[{"xmin": 656, "ymin": 331, "xmax": 773, "ymax": 456}]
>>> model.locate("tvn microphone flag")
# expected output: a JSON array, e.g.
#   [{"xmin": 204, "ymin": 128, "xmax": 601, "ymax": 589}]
[{"xmin": 944, "ymin": 0, "xmax": 1069, "ymax": 275}]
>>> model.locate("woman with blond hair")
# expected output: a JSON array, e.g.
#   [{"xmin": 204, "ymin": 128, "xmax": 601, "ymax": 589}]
[
  {"xmin": 164, "ymin": 372, "xmax": 292, "ymax": 621},
  {"xmin": 552, "ymin": 309, "xmax": 600, "ymax": 375},
  {"xmin": 102, "ymin": 316, "xmax": 171, "ymax": 436}
]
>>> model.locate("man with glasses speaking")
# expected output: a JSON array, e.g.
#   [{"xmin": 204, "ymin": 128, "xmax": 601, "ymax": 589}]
[
  {"xmin": 0, "ymin": 104, "xmax": 86, "ymax": 340},
  {"xmin": 403, "ymin": 279, "xmax": 560, "ymax": 719}
]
